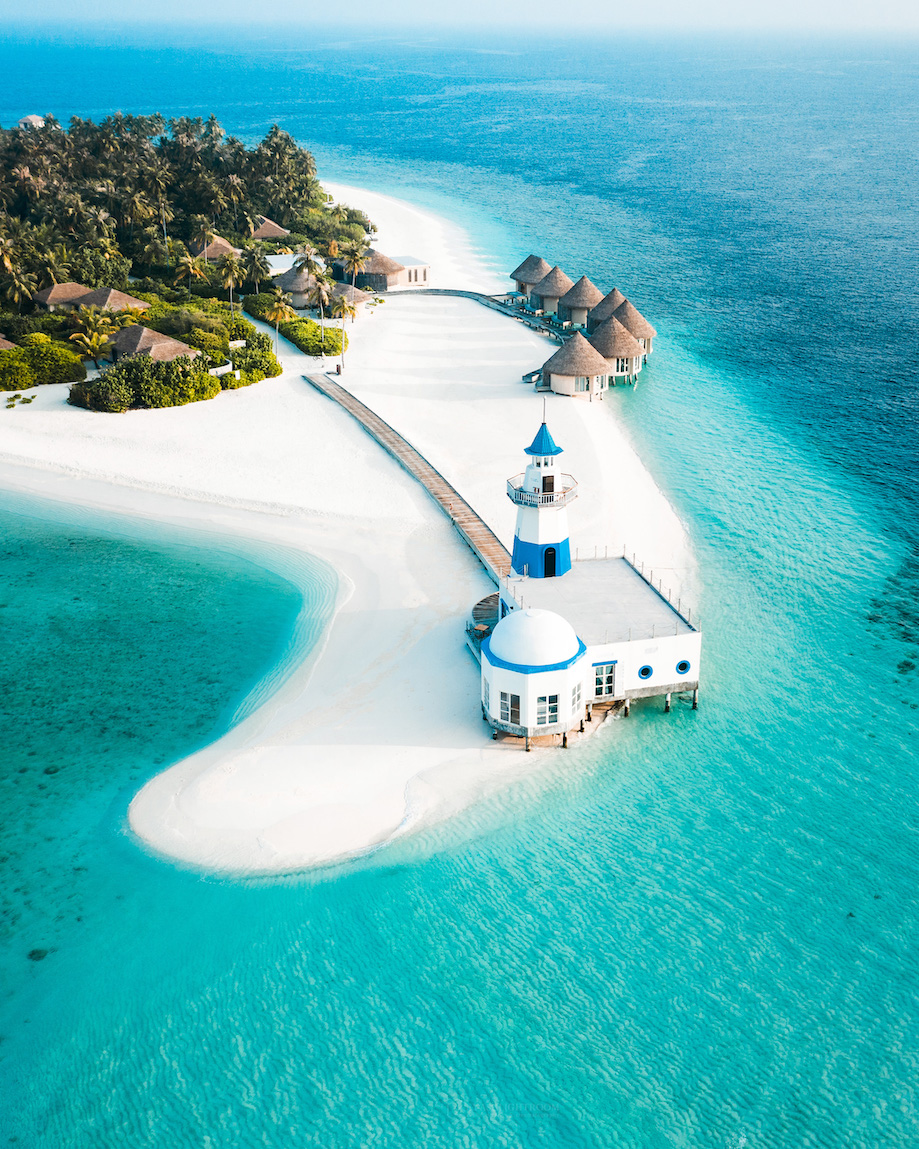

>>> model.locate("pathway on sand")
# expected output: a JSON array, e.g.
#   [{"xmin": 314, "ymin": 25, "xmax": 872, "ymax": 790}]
[{"xmin": 303, "ymin": 372, "xmax": 512, "ymax": 580}]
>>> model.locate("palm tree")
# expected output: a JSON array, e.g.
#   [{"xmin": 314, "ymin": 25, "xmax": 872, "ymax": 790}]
[
  {"xmin": 217, "ymin": 252, "xmax": 244, "ymax": 311},
  {"xmin": 264, "ymin": 289, "xmax": 295, "ymax": 357},
  {"xmin": 331, "ymin": 294, "xmax": 357, "ymax": 371},
  {"xmin": 240, "ymin": 246, "xmax": 271, "ymax": 296},
  {"xmin": 72, "ymin": 305, "xmax": 116, "ymax": 338},
  {"xmin": 340, "ymin": 239, "xmax": 369, "ymax": 297},
  {"xmin": 3, "ymin": 268, "xmax": 36, "ymax": 312},
  {"xmin": 293, "ymin": 243, "xmax": 321, "ymax": 280},
  {"xmin": 69, "ymin": 330, "xmax": 112, "ymax": 370},
  {"xmin": 310, "ymin": 277, "xmax": 333, "ymax": 345},
  {"xmin": 174, "ymin": 253, "xmax": 207, "ymax": 293}
]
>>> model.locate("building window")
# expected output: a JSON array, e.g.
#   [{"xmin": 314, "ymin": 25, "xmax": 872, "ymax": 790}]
[
  {"xmin": 501, "ymin": 692, "xmax": 520, "ymax": 725},
  {"xmin": 595, "ymin": 664, "xmax": 615, "ymax": 696},
  {"xmin": 616, "ymin": 357, "xmax": 630, "ymax": 374},
  {"xmin": 536, "ymin": 694, "xmax": 558, "ymax": 725},
  {"xmin": 575, "ymin": 377, "xmax": 589, "ymax": 392},
  {"xmin": 571, "ymin": 681, "xmax": 582, "ymax": 712},
  {"xmin": 484, "ymin": 680, "xmax": 490, "ymax": 711}
]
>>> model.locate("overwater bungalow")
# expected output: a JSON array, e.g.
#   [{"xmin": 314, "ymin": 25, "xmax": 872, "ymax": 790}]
[
  {"xmin": 587, "ymin": 288, "xmax": 626, "ymax": 332},
  {"xmin": 558, "ymin": 276, "xmax": 603, "ymax": 327},
  {"xmin": 251, "ymin": 215, "xmax": 290, "ymax": 241},
  {"xmin": 530, "ymin": 266, "xmax": 575, "ymax": 316},
  {"xmin": 540, "ymin": 332, "xmax": 611, "ymax": 398},
  {"xmin": 510, "ymin": 254, "xmax": 552, "ymax": 298},
  {"xmin": 33, "ymin": 282, "xmax": 92, "ymax": 312},
  {"xmin": 587, "ymin": 316, "xmax": 644, "ymax": 384},
  {"xmin": 612, "ymin": 299, "xmax": 657, "ymax": 357}
]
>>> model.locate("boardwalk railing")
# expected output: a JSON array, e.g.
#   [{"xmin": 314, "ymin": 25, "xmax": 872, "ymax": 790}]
[{"xmin": 302, "ymin": 373, "xmax": 512, "ymax": 581}]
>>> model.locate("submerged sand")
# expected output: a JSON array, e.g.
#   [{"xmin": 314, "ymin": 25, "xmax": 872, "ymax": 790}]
[{"xmin": 0, "ymin": 183, "xmax": 695, "ymax": 873}]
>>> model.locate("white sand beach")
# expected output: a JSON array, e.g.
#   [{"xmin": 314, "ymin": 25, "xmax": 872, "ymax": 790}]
[{"xmin": 0, "ymin": 183, "xmax": 695, "ymax": 874}]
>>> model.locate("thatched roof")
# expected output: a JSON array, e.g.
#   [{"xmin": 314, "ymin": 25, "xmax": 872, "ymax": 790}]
[
  {"xmin": 560, "ymin": 275, "xmax": 603, "ymax": 311},
  {"xmin": 361, "ymin": 249, "xmax": 405, "ymax": 275},
  {"xmin": 613, "ymin": 299, "xmax": 657, "ymax": 339},
  {"xmin": 251, "ymin": 215, "xmax": 290, "ymax": 240},
  {"xmin": 111, "ymin": 325, "xmax": 199, "ymax": 362},
  {"xmin": 588, "ymin": 316, "xmax": 644, "ymax": 360},
  {"xmin": 510, "ymin": 254, "xmax": 551, "ymax": 284},
  {"xmin": 587, "ymin": 288, "xmax": 626, "ymax": 325},
  {"xmin": 276, "ymin": 266, "xmax": 317, "ymax": 293},
  {"xmin": 0, "ymin": 335, "xmax": 16, "ymax": 351},
  {"xmin": 531, "ymin": 266, "xmax": 575, "ymax": 300},
  {"xmin": 331, "ymin": 282, "xmax": 371, "ymax": 304},
  {"xmin": 542, "ymin": 332, "xmax": 610, "ymax": 377},
  {"xmin": 191, "ymin": 236, "xmax": 242, "ymax": 260},
  {"xmin": 75, "ymin": 287, "xmax": 149, "ymax": 312},
  {"xmin": 33, "ymin": 281, "xmax": 91, "ymax": 306}
]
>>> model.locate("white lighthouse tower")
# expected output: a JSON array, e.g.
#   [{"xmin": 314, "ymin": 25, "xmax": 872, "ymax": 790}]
[{"xmin": 508, "ymin": 422, "xmax": 578, "ymax": 579}]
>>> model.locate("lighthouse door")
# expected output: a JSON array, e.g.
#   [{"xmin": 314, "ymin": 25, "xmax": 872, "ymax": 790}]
[
  {"xmin": 542, "ymin": 475, "xmax": 554, "ymax": 494},
  {"xmin": 544, "ymin": 547, "xmax": 557, "ymax": 577}
]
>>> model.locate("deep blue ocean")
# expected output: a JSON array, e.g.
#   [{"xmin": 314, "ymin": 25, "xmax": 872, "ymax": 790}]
[{"xmin": 1, "ymin": 30, "xmax": 918, "ymax": 1147}]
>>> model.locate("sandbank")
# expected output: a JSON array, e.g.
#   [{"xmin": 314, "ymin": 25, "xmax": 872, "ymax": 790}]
[{"xmin": 0, "ymin": 182, "xmax": 695, "ymax": 873}]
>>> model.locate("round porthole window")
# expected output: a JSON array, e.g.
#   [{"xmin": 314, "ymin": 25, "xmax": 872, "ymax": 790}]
[
  {"xmin": 676, "ymin": 660, "xmax": 691, "ymax": 675},
  {"xmin": 638, "ymin": 665, "xmax": 653, "ymax": 680}
]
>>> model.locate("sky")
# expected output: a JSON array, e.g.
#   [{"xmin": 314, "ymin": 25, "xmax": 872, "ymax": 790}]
[{"xmin": 1, "ymin": 0, "xmax": 918, "ymax": 32}]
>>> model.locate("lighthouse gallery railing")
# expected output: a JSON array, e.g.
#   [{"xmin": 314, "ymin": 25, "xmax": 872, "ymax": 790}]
[{"xmin": 506, "ymin": 474, "xmax": 578, "ymax": 508}]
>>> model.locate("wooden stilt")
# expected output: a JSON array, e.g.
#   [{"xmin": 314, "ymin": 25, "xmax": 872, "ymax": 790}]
[
  {"xmin": 624, "ymin": 699, "xmax": 631, "ymax": 717},
  {"xmin": 692, "ymin": 688, "xmax": 699, "ymax": 711},
  {"xmin": 665, "ymin": 692, "xmax": 672, "ymax": 713},
  {"xmin": 562, "ymin": 733, "xmax": 568, "ymax": 748},
  {"xmin": 525, "ymin": 733, "xmax": 531, "ymax": 752}
]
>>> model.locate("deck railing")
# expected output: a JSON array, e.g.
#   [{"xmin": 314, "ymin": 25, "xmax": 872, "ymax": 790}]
[{"xmin": 506, "ymin": 474, "xmax": 578, "ymax": 508}]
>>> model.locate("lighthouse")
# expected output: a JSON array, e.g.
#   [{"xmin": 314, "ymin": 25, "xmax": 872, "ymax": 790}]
[{"xmin": 508, "ymin": 422, "xmax": 578, "ymax": 578}]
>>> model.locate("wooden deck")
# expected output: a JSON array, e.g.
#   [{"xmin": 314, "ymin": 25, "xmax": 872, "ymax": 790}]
[{"xmin": 303, "ymin": 372, "xmax": 512, "ymax": 581}]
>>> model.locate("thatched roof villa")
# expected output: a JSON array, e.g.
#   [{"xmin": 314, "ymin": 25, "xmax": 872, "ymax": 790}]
[
  {"xmin": 18, "ymin": 115, "xmax": 45, "ymax": 131},
  {"xmin": 540, "ymin": 332, "xmax": 611, "ymax": 398},
  {"xmin": 76, "ymin": 287, "xmax": 149, "ymax": 313},
  {"xmin": 251, "ymin": 215, "xmax": 290, "ymax": 241},
  {"xmin": 587, "ymin": 288, "xmax": 626, "ymax": 331},
  {"xmin": 191, "ymin": 236, "xmax": 242, "ymax": 262},
  {"xmin": 530, "ymin": 266, "xmax": 575, "ymax": 316},
  {"xmin": 33, "ymin": 282, "xmax": 93, "ymax": 312},
  {"xmin": 558, "ymin": 276, "xmax": 603, "ymax": 327},
  {"xmin": 510, "ymin": 255, "xmax": 552, "ymax": 298},
  {"xmin": 588, "ymin": 317, "xmax": 644, "ymax": 383},
  {"xmin": 275, "ymin": 265, "xmax": 318, "ymax": 309},
  {"xmin": 612, "ymin": 299, "xmax": 657, "ymax": 355},
  {"xmin": 111, "ymin": 326, "xmax": 200, "ymax": 364}
]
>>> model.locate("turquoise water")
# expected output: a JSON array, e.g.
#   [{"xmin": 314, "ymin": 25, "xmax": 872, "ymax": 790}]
[{"xmin": 2, "ymin": 31, "xmax": 919, "ymax": 1147}]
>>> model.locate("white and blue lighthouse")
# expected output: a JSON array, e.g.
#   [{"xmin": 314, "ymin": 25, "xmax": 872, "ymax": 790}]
[{"xmin": 508, "ymin": 423, "xmax": 578, "ymax": 579}]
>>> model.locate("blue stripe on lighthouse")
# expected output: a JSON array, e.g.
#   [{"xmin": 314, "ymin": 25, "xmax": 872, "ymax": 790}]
[{"xmin": 511, "ymin": 538, "xmax": 571, "ymax": 578}]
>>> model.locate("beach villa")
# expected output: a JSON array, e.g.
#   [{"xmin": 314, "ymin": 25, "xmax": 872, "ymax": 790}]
[
  {"xmin": 558, "ymin": 276, "xmax": 604, "ymax": 327},
  {"xmin": 251, "ymin": 215, "xmax": 290, "ymax": 240},
  {"xmin": 72, "ymin": 287, "xmax": 149, "ymax": 313},
  {"xmin": 612, "ymin": 299, "xmax": 657, "ymax": 357},
  {"xmin": 332, "ymin": 249, "xmax": 429, "ymax": 292},
  {"xmin": 110, "ymin": 326, "xmax": 200, "ymax": 363},
  {"xmin": 587, "ymin": 316, "xmax": 644, "ymax": 384},
  {"xmin": 33, "ymin": 282, "xmax": 94, "ymax": 312},
  {"xmin": 474, "ymin": 423, "xmax": 700, "ymax": 746},
  {"xmin": 587, "ymin": 288, "xmax": 626, "ymax": 331},
  {"xmin": 192, "ymin": 236, "xmax": 242, "ymax": 262}
]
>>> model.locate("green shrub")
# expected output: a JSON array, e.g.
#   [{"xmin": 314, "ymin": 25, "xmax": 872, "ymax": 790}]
[
  {"xmin": 185, "ymin": 327, "xmax": 229, "ymax": 358},
  {"xmin": 278, "ymin": 317, "xmax": 344, "ymax": 357},
  {"xmin": 81, "ymin": 374, "xmax": 134, "ymax": 413},
  {"xmin": 242, "ymin": 294, "xmax": 274, "ymax": 322},
  {"xmin": 19, "ymin": 333, "xmax": 86, "ymax": 385},
  {"xmin": 67, "ymin": 353, "xmax": 220, "ymax": 412},
  {"xmin": 0, "ymin": 349, "xmax": 36, "ymax": 391}
]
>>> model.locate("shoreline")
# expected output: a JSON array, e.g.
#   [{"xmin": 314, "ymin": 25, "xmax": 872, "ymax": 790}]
[{"xmin": 0, "ymin": 181, "xmax": 696, "ymax": 874}]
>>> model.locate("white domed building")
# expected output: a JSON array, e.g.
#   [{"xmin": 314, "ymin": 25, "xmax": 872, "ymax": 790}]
[{"xmin": 481, "ymin": 608, "xmax": 588, "ymax": 743}]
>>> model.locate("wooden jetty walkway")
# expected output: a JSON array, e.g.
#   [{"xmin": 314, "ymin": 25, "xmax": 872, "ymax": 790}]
[
  {"xmin": 392, "ymin": 287, "xmax": 568, "ymax": 342},
  {"xmin": 303, "ymin": 373, "xmax": 512, "ymax": 581}
]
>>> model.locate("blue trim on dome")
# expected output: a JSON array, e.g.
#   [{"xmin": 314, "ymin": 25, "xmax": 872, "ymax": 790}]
[
  {"xmin": 481, "ymin": 636, "xmax": 587, "ymax": 674},
  {"xmin": 524, "ymin": 422, "xmax": 563, "ymax": 457}
]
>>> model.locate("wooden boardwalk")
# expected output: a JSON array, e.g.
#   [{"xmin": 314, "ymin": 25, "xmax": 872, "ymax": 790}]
[{"xmin": 303, "ymin": 373, "xmax": 512, "ymax": 581}]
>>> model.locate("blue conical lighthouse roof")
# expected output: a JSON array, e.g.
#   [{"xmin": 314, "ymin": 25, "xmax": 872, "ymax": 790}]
[{"xmin": 525, "ymin": 422, "xmax": 563, "ymax": 457}]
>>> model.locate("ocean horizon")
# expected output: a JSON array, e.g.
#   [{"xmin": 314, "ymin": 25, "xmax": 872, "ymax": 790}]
[{"xmin": 1, "ymin": 30, "xmax": 918, "ymax": 1147}]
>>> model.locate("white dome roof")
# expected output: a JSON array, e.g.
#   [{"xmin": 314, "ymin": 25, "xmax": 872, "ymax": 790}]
[{"xmin": 488, "ymin": 608, "xmax": 581, "ymax": 668}]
